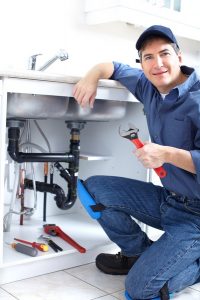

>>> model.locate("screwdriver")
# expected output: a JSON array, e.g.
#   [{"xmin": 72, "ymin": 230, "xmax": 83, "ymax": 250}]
[
  {"xmin": 14, "ymin": 238, "xmax": 48, "ymax": 252},
  {"xmin": 10, "ymin": 242, "xmax": 38, "ymax": 257}
]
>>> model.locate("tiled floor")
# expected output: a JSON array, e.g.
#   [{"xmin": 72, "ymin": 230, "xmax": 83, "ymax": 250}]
[{"xmin": 0, "ymin": 262, "xmax": 200, "ymax": 300}]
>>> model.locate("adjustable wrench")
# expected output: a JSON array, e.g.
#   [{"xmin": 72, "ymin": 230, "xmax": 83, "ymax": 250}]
[
  {"xmin": 43, "ymin": 224, "xmax": 86, "ymax": 253},
  {"xmin": 119, "ymin": 124, "xmax": 167, "ymax": 178}
]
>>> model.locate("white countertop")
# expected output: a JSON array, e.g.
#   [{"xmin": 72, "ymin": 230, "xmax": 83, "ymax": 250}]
[{"xmin": 0, "ymin": 69, "xmax": 124, "ymax": 89}]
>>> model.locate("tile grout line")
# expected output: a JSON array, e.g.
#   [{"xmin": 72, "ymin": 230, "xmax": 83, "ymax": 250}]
[
  {"xmin": 0, "ymin": 286, "xmax": 20, "ymax": 300},
  {"xmin": 188, "ymin": 286, "xmax": 200, "ymax": 293},
  {"xmin": 63, "ymin": 268, "xmax": 125, "ymax": 298}
]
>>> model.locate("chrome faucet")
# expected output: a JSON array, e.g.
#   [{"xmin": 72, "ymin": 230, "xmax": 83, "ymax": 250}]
[
  {"xmin": 28, "ymin": 49, "xmax": 69, "ymax": 71},
  {"xmin": 28, "ymin": 53, "xmax": 42, "ymax": 70}
]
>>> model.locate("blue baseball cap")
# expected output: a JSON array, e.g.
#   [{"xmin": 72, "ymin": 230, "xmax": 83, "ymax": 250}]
[{"xmin": 136, "ymin": 25, "xmax": 179, "ymax": 51}]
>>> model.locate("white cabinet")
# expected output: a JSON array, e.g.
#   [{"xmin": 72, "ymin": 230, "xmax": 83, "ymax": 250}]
[
  {"xmin": 85, "ymin": 0, "xmax": 200, "ymax": 42},
  {"xmin": 0, "ymin": 71, "xmax": 149, "ymax": 283}
]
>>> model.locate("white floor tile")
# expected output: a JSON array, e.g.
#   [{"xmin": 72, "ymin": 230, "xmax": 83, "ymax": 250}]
[
  {"xmin": 173, "ymin": 287, "xmax": 200, "ymax": 299},
  {"xmin": 112, "ymin": 286, "xmax": 200, "ymax": 300},
  {"xmin": 2, "ymin": 262, "xmax": 200, "ymax": 300},
  {"xmin": 65, "ymin": 262, "xmax": 125, "ymax": 294},
  {"xmin": 0, "ymin": 288, "xmax": 17, "ymax": 300},
  {"xmin": 112, "ymin": 289, "xmax": 125, "ymax": 300},
  {"xmin": 112, "ymin": 288, "xmax": 200, "ymax": 300},
  {"xmin": 190, "ymin": 281, "xmax": 200, "ymax": 292},
  {"xmin": 2, "ymin": 270, "xmax": 106, "ymax": 300}
]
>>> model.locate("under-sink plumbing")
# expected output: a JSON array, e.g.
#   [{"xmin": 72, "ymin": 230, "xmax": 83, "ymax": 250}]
[
  {"xmin": 5, "ymin": 120, "xmax": 85, "ymax": 229},
  {"xmin": 28, "ymin": 49, "xmax": 69, "ymax": 71}
]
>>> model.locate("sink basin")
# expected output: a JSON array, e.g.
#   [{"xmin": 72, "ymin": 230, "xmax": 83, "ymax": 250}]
[
  {"xmin": 7, "ymin": 93, "xmax": 69, "ymax": 119},
  {"xmin": 7, "ymin": 94, "xmax": 127, "ymax": 121},
  {"xmin": 65, "ymin": 97, "xmax": 127, "ymax": 121}
]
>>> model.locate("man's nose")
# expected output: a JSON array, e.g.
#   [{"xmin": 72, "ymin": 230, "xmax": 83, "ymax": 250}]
[{"xmin": 154, "ymin": 55, "xmax": 163, "ymax": 67}]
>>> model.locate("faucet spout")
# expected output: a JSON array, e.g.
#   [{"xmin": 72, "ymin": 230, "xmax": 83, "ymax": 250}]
[
  {"xmin": 28, "ymin": 49, "xmax": 69, "ymax": 71},
  {"xmin": 38, "ymin": 49, "xmax": 69, "ymax": 71}
]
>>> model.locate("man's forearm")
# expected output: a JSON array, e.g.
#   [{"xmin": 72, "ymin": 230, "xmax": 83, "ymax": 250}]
[
  {"xmin": 73, "ymin": 62, "xmax": 114, "ymax": 108},
  {"xmin": 85, "ymin": 62, "xmax": 114, "ymax": 81},
  {"xmin": 165, "ymin": 146, "xmax": 196, "ymax": 174}
]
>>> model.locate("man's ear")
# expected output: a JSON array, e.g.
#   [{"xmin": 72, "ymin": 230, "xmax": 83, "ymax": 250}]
[{"xmin": 178, "ymin": 51, "xmax": 183, "ymax": 65}]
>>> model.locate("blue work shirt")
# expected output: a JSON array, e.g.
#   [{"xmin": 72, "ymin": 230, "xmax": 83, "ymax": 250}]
[{"xmin": 110, "ymin": 62, "xmax": 200, "ymax": 199}]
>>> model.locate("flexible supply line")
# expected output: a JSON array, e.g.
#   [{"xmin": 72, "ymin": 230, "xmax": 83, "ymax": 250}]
[
  {"xmin": 3, "ymin": 163, "xmax": 20, "ymax": 232},
  {"xmin": 34, "ymin": 120, "xmax": 51, "ymax": 152},
  {"xmin": 20, "ymin": 142, "xmax": 48, "ymax": 153},
  {"xmin": 18, "ymin": 119, "xmax": 51, "ymax": 216},
  {"xmin": 19, "ymin": 167, "xmax": 25, "ymax": 225},
  {"xmin": 4, "ymin": 119, "xmax": 54, "ymax": 231}
]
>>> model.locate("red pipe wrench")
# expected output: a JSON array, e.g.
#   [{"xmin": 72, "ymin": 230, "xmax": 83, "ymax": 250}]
[
  {"xmin": 43, "ymin": 224, "xmax": 86, "ymax": 253},
  {"xmin": 119, "ymin": 124, "xmax": 167, "ymax": 178}
]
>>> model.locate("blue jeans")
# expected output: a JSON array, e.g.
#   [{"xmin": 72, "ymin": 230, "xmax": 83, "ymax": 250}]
[{"xmin": 85, "ymin": 175, "xmax": 200, "ymax": 300}]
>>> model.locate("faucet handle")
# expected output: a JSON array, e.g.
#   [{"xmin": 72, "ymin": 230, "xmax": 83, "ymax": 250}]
[
  {"xmin": 28, "ymin": 53, "xmax": 42, "ymax": 70},
  {"xmin": 57, "ymin": 49, "xmax": 69, "ymax": 61}
]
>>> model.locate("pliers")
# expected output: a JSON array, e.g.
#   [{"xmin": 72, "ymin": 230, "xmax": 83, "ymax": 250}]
[
  {"xmin": 39, "ymin": 235, "xmax": 63, "ymax": 253},
  {"xmin": 119, "ymin": 123, "xmax": 167, "ymax": 178}
]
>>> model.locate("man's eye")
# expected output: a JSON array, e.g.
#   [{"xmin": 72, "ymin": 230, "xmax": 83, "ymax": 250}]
[
  {"xmin": 162, "ymin": 52, "xmax": 170, "ymax": 57},
  {"xmin": 144, "ymin": 56, "xmax": 152, "ymax": 61}
]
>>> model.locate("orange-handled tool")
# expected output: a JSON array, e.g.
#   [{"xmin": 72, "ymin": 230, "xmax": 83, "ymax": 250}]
[
  {"xmin": 14, "ymin": 238, "xmax": 48, "ymax": 252},
  {"xmin": 119, "ymin": 124, "xmax": 167, "ymax": 178},
  {"xmin": 6, "ymin": 242, "xmax": 38, "ymax": 257}
]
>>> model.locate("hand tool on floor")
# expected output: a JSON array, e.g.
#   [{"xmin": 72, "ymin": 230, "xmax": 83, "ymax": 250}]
[
  {"xmin": 43, "ymin": 224, "xmax": 86, "ymax": 253},
  {"xmin": 119, "ymin": 123, "xmax": 167, "ymax": 178},
  {"xmin": 39, "ymin": 235, "xmax": 63, "ymax": 252},
  {"xmin": 14, "ymin": 238, "xmax": 48, "ymax": 252},
  {"xmin": 6, "ymin": 242, "xmax": 38, "ymax": 257}
]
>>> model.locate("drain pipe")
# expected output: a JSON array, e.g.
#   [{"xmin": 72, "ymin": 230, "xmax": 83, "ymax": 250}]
[
  {"xmin": 24, "ymin": 179, "xmax": 72, "ymax": 209},
  {"xmin": 7, "ymin": 119, "xmax": 85, "ymax": 210}
]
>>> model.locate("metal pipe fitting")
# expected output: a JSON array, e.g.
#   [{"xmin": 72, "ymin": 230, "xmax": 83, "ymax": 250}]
[{"xmin": 7, "ymin": 120, "xmax": 85, "ymax": 210}]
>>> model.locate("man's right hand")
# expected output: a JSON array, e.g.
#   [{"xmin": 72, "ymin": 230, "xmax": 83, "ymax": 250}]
[
  {"xmin": 72, "ymin": 75, "xmax": 98, "ymax": 108},
  {"xmin": 72, "ymin": 62, "xmax": 114, "ymax": 108}
]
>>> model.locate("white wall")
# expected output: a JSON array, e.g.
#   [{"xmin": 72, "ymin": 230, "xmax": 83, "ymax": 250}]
[
  {"xmin": 3, "ymin": 0, "xmax": 200, "ymax": 224},
  {"xmin": 0, "ymin": 0, "xmax": 199, "ymax": 76}
]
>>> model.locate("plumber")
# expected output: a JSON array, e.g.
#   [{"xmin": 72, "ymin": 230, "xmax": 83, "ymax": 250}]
[{"xmin": 73, "ymin": 25, "xmax": 200, "ymax": 300}]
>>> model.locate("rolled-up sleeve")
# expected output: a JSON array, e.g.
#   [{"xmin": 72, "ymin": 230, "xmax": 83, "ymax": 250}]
[
  {"xmin": 189, "ymin": 99, "xmax": 200, "ymax": 184},
  {"xmin": 110, "ymin": 61, "xmax": 143, "ymax": 96},
  {"xmin": 190, "ymin": 150, "xmax": 200, "ymax": 183}
]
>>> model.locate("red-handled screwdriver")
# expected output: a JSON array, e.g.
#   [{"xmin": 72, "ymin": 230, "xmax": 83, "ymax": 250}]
[
  {"xmin": 119, "ymin": 124, "xmax": 167, "ymax": 178},
  {"xmin": 14, "ymin": 238, "xmax": 48, "ymax": 252}
]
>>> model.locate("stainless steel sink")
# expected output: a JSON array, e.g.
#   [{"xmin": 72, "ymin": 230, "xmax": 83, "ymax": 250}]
[
  {"xmin": 65, "ymin": 97, "xmax": 127, "ymax": 121},
  {"xmin": 7, "ymin": 93, "xmax": 69, "ymax": 119},
  {"xmin": 7, "ymin": 94, "xmax": 127, "ymax": 121}
]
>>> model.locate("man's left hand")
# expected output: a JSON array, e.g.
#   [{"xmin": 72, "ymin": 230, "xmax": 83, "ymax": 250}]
[{"xmin": 134, "ymin": 142, "xmax": 166, "ymax": 169}]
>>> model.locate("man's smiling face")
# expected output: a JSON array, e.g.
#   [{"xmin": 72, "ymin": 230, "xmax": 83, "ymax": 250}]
[{"xmin": 140, "ymin": 38, "xmax": 183, "ymax": 93}]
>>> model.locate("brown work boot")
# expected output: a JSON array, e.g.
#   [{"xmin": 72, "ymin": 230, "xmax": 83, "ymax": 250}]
[{"xmin": 96, "ymin": 252, "xmax": 139, "ymax": 275}]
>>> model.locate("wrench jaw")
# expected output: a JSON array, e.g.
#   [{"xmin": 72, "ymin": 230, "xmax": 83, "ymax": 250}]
[
  {"xmin": 119, "ymin": 123, "xmax": 167, "ymax": 178},
  {"xmin": 43, "ymin": 224, "xmax": 86, "ymax": 253},
  {"xmin": 119, "ymin": 124, "xmax": 139, "ymax": 140}
]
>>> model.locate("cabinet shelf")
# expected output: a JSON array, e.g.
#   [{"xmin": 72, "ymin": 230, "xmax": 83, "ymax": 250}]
[
  {"xmin": 3, "ymin": 212, "xmax": 111, "ymax": 266},
  {"xmin": 85, "ymin": 0, "xmax": 200, "ymax": 42},
  {"xmin": 1, "ymin": 212, "xmax": 116, "ymax": 284},
  {"xmin": 80, "ymin": 152, "xmax": 112, "ymax": 161}
]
